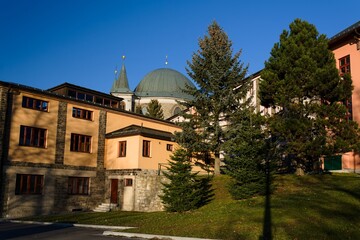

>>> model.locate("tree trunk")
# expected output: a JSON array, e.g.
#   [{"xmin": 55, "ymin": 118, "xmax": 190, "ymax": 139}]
[
  {"xmin": 295, "ymin": 164, "xmax": 305, "ymax": 176},
  {"xmin": 214, "ymin": 153, "xmax": 221, "ymax": 175}
]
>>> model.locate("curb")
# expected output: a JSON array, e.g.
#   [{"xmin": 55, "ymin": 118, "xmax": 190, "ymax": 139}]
[{"xmin": 103, "ymin": 230, "xmax": 218, "ymax": 240}]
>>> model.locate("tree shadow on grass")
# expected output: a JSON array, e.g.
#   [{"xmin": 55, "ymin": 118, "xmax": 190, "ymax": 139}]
[
  {"xmin": 259, "ymin": 162, "xmax": 272, "ymax": 240},
  {"xmin": 270, "ymin": 174, "xmax": 360, "ymax": 239}
]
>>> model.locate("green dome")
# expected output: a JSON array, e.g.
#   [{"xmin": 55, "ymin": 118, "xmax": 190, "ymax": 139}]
[{"xmin": 134, "ymin": 68, "xmax": 195, "ymax": 99}]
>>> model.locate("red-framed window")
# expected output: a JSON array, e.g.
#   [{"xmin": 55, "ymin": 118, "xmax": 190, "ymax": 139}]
[
  {"xmin": 119, "ymin": 141, "xmax": 127, "ymax": 157},
  {"xmin": 166, "ymin": 144, "xmax": 173, "ymax": 151},
  {"xmin": 125, "ymin": 178, "xmax": 133, "ymax": 187},
  {"xmin": 70, "ymin": 133, "xmax": 91, "ymax": 153},
  {"xmin": 15, "ymin": 174, "xmax": 44, "ymax": 195},
  {"xmin": 22, "ymin": 96, "xmax": 49, "ymax": 112},
  {"xmin": 72, "ymin": 107, "xmax": 93, "ymax": 121},
  {"xmin": 339, "ymin": 55, "xmax": 350, "ymax": 75},
  {"xmin": 19, "ymin": 125, "xmax": 47, "ymax": 148},
  {"xmin": 142, "ymin": 140, "xmax": 151, "ymax": 157},
  {"xmin": 339, "ymin": 55, "xmax": 352, "ymax": 121},
  {"xmin": 68, "ymin": 177, "xmax": 89, "ymax": 195}
]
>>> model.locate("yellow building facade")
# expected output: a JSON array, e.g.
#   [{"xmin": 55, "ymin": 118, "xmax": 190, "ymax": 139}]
[{"xmin": 0, "ymin": 81, "xmax": 181, "ymax": 218}]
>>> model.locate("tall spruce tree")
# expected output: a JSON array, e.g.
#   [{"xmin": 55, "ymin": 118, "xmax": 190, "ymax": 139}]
[
  {"xmin": 223, "ymin": 108, "xmax": 271, "ymax": 199},
  {"xmin": 177, "ymin": 21, "xmax": 250, "ymax": 175},
  {"xmin": 259, "ymin": 19, "xmax": 360, "ymax": 174},
  {"xmin": 160, "ymin": 148, "xmax": 213, "ymax": 212},
  {"xmin": 145, "ymin": 99, "xmax": 164, "ymax": 119}
]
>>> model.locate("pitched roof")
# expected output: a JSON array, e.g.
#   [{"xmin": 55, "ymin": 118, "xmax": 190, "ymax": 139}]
[
  {"xmin": 0, "ymin": 80, "xmax": 181, "ymax": 127},
  {"xmin": 106, "ymin": 124, "xmax": 175, "ymax": 141},
  {"xmin": 47, "ymin": 82, "xmax": 123, "ymax": 101},
  {"xmin": 329, "ymin": 21, "xmax": 360, "ymax": 46}
]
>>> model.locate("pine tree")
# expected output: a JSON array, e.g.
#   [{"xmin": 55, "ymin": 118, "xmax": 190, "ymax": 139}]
[
  {"xmin": 178, "ymin": 21, "xmax": 251, "ymax": 175},
  {"xmin": 145, "ymin": 99, "xmax": 164, "ymax": 119},
  {"xmin": 259, "ymin": 19, "xmax": 360, "ymax": 173},
  {"xmin": 223, "ymin": 107, "xmax": 271, "ymax": 199},
  {"xmin": 135, "ymin": 104, "xmax": 143, "ymax": 115},
  {"xmin": 160, "ymin": 148, "xmax": 213, "ymax": 212}
]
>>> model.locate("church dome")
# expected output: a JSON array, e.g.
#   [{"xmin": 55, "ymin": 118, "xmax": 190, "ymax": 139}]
[{"xmin": 134, "ymin": 68, "xmax": 195, "ymax": 99}]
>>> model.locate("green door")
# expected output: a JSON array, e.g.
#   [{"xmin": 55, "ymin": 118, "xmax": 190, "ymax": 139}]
[{"xmin": 324, "ymin": 155, "xmax": 342, "ymax": 170}]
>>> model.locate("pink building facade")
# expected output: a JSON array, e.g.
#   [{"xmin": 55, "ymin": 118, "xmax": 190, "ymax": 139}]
[{"xmin": 328, "ymin": 21, "xmax": 360, "ymax": 172}]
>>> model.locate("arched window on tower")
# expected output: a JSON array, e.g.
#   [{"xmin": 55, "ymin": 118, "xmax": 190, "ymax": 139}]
[
  {"xmin": 173, "ymin": 107, "xmax": 182, "ymax": 116},
  {"xmin": 119, "ymin": 101, "xmax": 126, "ymax": 110}
]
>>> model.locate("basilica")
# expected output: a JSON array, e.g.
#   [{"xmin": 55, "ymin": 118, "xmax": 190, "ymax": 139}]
[{"xmin": 110, "ymin": 62, "xmax": 196, "ymax": 119}]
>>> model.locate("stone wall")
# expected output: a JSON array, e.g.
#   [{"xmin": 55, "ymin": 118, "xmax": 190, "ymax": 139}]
[
  {"xmin": 55, "ymin": 101, "xmax": 67, "ymax": 164},
  {"xmin": 134, "ymin": 170, "xmax": 166, "ymax": 212},
  {"xmin": 0, "ymin": 87, "xmax": 11, "ymax": 217},
  {"xmin": 4, "ymin": 165, "xmax": 98, "ymax": 218},
  {"xmin": 105, "ymin": 169, "xmax": 166, "ymax": 212}
]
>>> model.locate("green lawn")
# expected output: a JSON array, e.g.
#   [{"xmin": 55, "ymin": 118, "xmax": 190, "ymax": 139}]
[{"xmin": 20, "ymin": 173, "xmax": 360, "ymax": 240}]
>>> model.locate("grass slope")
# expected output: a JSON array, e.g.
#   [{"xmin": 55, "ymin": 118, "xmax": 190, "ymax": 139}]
[{"xmin": 21, "ymin": 174, "xmax": 360, "ymax": 239}]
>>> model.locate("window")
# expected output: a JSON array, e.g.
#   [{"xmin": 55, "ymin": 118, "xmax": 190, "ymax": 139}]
[
  {"xmin": 173, "ymin": 107, "xmax": 181, "ymax": 115},
  {"xmin": 339, "ymin": 55, "xmax": 350, "ymax": 75},
  {"xmin": 95, "ymin": 97, "xmax": 103, "ymax": 104},
  {"xmin": 142, "ymin": 140, "xmax": 151, "ymax": 157},
  {"xmin": 125, "ymin": 178, "xmax": 133, "ymax": 187},
  {"xmin": 15, "ymin": 174, "xmax": 43, "ymax": 195},
  {"xmin": 85, "ymin": 94, "xmax": 94, "ymax": 102},
  {"xmin": 68, "ymin": 90, "xmax": 93, "ymax": 102},
  {"xmin": 19, "ymin": 125, "xmax": 47, "ymax": 148},
  {"xmin": 70, "ymin": 133, "xmax": 91, "ymax": 153},
  {"xmin": 166, "ymin": 144, "xmax": 173, "ymax": 151},
  {"xmin": 112, "ymin": 101, "xmax": 119, "ymax": 108},
  {"xmin": 119, "ymin": 101, "xmax": 126, "ymax": 110},
  {"xmin": 72, "ymin": 107, "xmax": 93, "ymax": 121},
  {"xmin": 103, "ymin": 99, "xmax": 110, "ymax": 106},
  {"xmin": 339, "ymin": 55, "xmax": 352, "ymax": 121},
  {"xmin": 22, "ymin": 96, "xmax": 48, "ymax": 112},
  {"xmin": 68, "ymin": 90, "xmax": 122, "ymax": 107},
  {"xmin": 119, "ymin": 141, "xmax": 127, "ymax": 157},
  {"xmin": 68, "ymin": 177, "xmax": 89, "ymax": 195}
]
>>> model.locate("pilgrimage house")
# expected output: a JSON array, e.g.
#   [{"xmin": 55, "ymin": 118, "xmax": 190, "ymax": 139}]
[{"xmin": 1, "ymin": 20, "xmax": 359, "ymax": 219}]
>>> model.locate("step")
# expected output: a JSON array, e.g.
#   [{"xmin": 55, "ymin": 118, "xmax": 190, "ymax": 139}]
[{"xmin": 93, "ymin": 203, "xmax": 118, "ymax": 212}]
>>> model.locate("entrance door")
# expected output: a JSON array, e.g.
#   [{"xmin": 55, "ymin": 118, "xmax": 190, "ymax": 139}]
[
  {"xmin": 324, "ymin": 155, "xmax": 342, "ymax": 170},
  {"xmin": 110, "ymin": 179, "xmax": 118, "ymax": 204}
]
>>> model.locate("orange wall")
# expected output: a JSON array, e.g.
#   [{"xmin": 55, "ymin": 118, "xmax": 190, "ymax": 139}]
[
  {"xmin": 332, "ymin": 40, "xmax": 360, "ymax": 123},
  {"xmin": 105, "ymin": 136, "xmax": 140, "ymax": 169},
  {"xmin": 105, "ymin": 135, "xmax": 177, "ymax": 170},
  {"xmin": 9, "ymin": 92, "xmax": 59, "ymax": 164},
  {"xmin": 138, "ymin": 136, "xmax": 175, "ymax": 170},
  {"xmin": 8, "ymin": 89, "xmax": 181, "ymax": 170},
  {"xmin": 63, "ymin": 103, "xmax": 100, "ymax": 167},
  {"xmin": 342, "ymin": 151, "xmax": 360, "ymax": 171}
]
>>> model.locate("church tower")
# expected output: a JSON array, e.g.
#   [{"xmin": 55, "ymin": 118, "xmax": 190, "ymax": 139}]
[{"xmin": 110, "ymin": 56, "xmax": 134, "ymax": 111}]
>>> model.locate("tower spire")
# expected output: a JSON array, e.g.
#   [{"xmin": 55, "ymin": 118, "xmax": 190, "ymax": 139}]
[{"xmin": 110, "ymin": 55, "xmax": 132, "ymax": 94}]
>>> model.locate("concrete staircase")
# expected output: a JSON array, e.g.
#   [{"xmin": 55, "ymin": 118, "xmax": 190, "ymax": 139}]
[{"xmin": 93, "ymin": 203, "xmax": 118, "ymax": 212}]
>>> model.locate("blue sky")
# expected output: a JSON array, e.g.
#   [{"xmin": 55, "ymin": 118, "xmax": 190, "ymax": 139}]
[{"xmin": 1, "ymin": 0, "xmax": 359, "ymax": 93}]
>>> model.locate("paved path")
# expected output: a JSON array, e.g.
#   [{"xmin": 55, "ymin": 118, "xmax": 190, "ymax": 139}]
[
  {"xmin": 0, "ymin": 220, "xmax": 217, "ymax": 240},
  {"xmin": 0, "ymin": 221, "xmax": 142, "ymax": 240}
]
